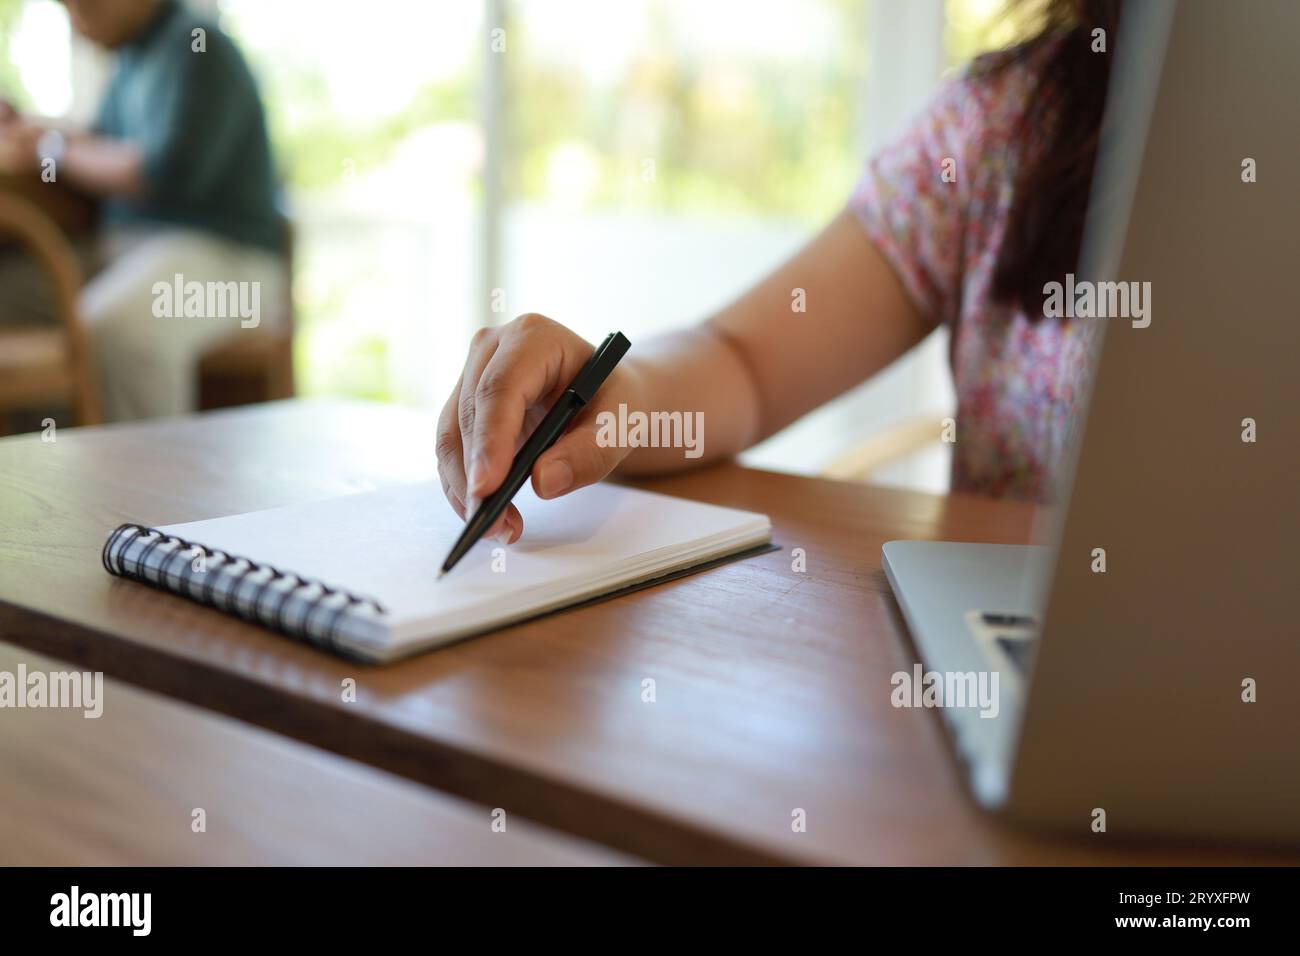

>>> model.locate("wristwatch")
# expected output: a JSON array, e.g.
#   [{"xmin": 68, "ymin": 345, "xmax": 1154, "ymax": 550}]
[{"xmin": 35, "ymin": 129, "xmax": 67, "ymax": 166}]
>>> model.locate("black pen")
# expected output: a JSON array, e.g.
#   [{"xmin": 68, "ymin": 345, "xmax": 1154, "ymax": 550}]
[{"xmin": 438, "ymin": 331, "xmax": 632, "ymax": 579}]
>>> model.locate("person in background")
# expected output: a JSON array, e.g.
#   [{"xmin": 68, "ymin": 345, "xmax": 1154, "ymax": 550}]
[
  {"xmin": 0, "ymin": 0, "xmax": 283, "ymax": 421},
  {"xmin": 437, "ymin": 0, "xmax": 1121, "ymax": 544}
]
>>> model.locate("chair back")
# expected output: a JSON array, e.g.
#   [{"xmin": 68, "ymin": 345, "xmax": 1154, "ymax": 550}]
[{"xmin": 0, "ymin": 192, "xmax": 101, "ymax": 427}]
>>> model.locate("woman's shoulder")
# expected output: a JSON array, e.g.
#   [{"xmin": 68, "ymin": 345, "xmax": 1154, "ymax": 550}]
[{"xmin": 939, "ymin": 34, "xmax": 1064, "ymax": 139}]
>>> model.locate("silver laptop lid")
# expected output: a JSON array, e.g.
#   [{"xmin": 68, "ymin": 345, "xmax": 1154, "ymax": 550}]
[{"xmin": 1006, "ymin": 0, "xmax": 1300, "ymax": 841}]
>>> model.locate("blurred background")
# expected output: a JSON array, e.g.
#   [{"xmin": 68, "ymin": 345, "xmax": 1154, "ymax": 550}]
[{"xmin": 0, "ymin": 0, "xmax": 1022, "ymax": 492}]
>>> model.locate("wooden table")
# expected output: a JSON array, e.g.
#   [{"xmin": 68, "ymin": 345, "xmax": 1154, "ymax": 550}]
[
  {"xmin": 1, "ymin": 399, "xmax": 1293, "ymax": 865},
  {"xmin": 0, "ymin": 643, "xmax": 630, "ymax": 865}
]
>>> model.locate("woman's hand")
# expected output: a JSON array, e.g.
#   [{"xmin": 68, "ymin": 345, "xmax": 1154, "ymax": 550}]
[
  {"xmin": 435, "ymin": 212, "xmax": 930, "ymax": 544},
  {"xmin": 436, "ymin": 314, "xmax": 645, "ymax": 544}
]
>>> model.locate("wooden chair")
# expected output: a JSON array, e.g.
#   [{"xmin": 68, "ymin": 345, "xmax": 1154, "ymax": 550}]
[
  {"xmin": 0, "ymin": 192, "xmax": 101, "ymax": 434},
  {"xmin": 0, "ymin": 164, "xmax": 293, "ymax": 429},
  {"xmin": 820, "ymin": 414, "xmax": 948, "ymax": 482},
  {"xmin": 197, "ymin": 213, "xmax": 296, "ymax": 410}
]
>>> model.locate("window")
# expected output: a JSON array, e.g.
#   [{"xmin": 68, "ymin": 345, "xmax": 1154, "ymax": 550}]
[{"xmin": 3, "ymin": 0, "xmax": 1028, "ymax": 491}]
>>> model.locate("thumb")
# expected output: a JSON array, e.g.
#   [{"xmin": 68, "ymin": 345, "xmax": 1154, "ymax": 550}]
[{"xmin": 531, "ymin": 402, "xmax": 628, "ymax": 499}]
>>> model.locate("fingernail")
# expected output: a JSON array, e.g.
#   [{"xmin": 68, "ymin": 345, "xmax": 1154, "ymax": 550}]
[
  {"xmin": 538, "ymin": 459, "xmax": 573, "ymax": 498},
  {"xmin": 491, "ymin": 516, "xmax": 514, "ymax": 545}
]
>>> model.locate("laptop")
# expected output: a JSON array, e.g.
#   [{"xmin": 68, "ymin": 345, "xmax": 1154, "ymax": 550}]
[{"xmin": 883, "ymin": 0, "xmax": 1299, "ymax": 844}]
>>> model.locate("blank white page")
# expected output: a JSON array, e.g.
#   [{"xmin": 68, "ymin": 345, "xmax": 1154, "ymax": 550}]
[{"xmin": 156, "ymin": 481, "xmax": 770, "ymax": 660}]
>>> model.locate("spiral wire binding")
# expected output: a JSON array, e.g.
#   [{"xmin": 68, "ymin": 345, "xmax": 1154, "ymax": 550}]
[{"xmin": 103, "ymin": 523, "xmax": 386, "ymax": 655}]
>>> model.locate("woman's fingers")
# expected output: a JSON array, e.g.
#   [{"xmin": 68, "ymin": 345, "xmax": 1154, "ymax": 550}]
[
  {"xmin": 466, "ymin": 315, "xmax": 590, "ymax": 500},
  {"xmin": 437, "ymin": 313, "xmax": 635, "ymax": 545},
  {"xmin": 530, "ymin": 370, "xmax": 637, "ymax": 498},
  {"xmin": 457, "ymin": 326, "xmax": 501, "ymax": 497},
  {"xmin": 436, "ymin": 375, "xmax": 468, "ymax": 517}
]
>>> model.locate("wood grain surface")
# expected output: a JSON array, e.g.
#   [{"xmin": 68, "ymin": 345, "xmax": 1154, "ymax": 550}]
[
  {"xmin": 0, "ymin": 399, "xmax": 1293, "ymax": 865},
  {"xmin": 0, "ymin": 643, "xmax": 632, "ymax": 865}
]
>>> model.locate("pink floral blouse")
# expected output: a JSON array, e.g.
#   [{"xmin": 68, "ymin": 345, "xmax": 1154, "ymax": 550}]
[{"xmin": 848, "ymin": 39, "xmax": 1096, "ymax": 502}]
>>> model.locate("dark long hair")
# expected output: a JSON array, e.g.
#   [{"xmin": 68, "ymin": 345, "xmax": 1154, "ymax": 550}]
[{"xmin": 989, "ymin": 0, "xmax": 1123, "ymax": 315}]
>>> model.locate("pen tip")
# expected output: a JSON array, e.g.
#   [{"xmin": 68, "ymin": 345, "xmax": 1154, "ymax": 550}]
[{"xmin": 436, "ymin": 569, "xmax": 446, "ymax": 581}]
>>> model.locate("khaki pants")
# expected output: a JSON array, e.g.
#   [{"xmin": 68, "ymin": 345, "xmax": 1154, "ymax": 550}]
[{"xmin": 0, "ymin": 227, "xmax": 286, "ymax": 422}]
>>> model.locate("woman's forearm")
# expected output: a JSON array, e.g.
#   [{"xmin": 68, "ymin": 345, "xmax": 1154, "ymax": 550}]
[
  {"xmin": 616, "ymin": 324, "xmax": 763, "ymax": 475},
  {"xmin": 618, "ymin": 209, "xmax": 934, "ymax": 475}
]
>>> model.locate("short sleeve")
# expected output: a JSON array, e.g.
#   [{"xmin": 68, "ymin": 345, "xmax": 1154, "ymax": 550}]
[
  {"xmin": 139, "ymin": 36, "xmax": 256, "ymax": 205},
  {"xmin": 847, "ymin": 71, "xmax": 977, "ymax": 330}
]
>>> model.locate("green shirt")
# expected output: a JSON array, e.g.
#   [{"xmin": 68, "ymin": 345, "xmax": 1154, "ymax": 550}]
[{"xmin": 94, "ymin": 0, "xmax": 280, "ymax": 253}]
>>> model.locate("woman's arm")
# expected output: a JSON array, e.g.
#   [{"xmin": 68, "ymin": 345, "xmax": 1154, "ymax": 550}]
[
  {"xmin": 435, "ymin": 208, "xmax": 933, "ymax": 542},
  {"xmin": 620, "ymin": 207, "xmax": 934, "ymax": 473}
]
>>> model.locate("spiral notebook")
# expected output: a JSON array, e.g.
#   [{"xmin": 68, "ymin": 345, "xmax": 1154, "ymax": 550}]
[{"xmin": 101, "ymin": 481, "xmax": 772, "ymax": 663}]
